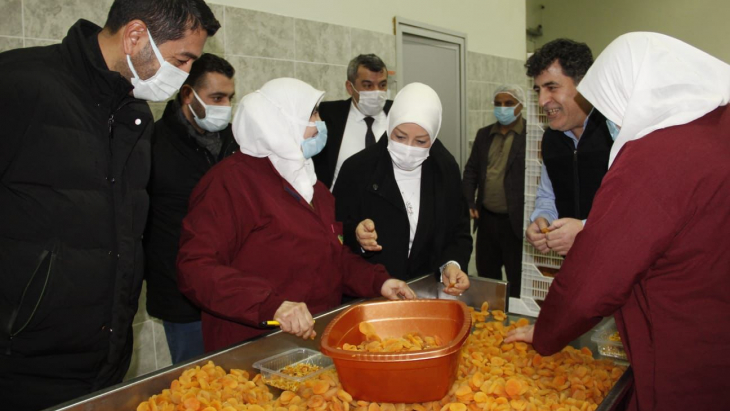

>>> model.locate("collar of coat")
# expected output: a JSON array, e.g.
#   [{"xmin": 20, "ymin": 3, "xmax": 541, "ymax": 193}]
[{"xmin": 60, "ymin": 19, "xmax": 135, "ymax": 110}]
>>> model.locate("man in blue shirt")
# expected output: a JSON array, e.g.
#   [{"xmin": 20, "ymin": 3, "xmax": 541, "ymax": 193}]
[{"xmin": 524, "ymin": 39, "xmax": 613, "ymax": 256}]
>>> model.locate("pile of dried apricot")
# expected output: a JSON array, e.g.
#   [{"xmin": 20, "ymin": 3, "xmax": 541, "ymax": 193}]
[
  {"xmin": 281, "ymin": 363, "xmax": 323, "ymax": 378},
  {"xmin": 263, "ymin": 362, "xmax": 325, "ymax": 391},
  {"xmin": 137, "ymin": 302, "xmax": 625, "ymax": 411},
  {"xmin": 135, "ymin": 362, "xmax": 273, "ymax": 411},
  {"xmin": 340, "ymin": 322, "xmax": 443, "ymax": 353}
]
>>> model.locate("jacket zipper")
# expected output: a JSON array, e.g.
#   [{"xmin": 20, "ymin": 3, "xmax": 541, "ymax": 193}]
[
  {"xmin": 573, "ymin": 149, "xmax": 580, "ymax": 218},
  {"xmin": 104, "ymin": 100, "xmax": 136, "ymax": 339},
  {"xmin": 106, "ymin": 101, "xmax": 134, "ymax": 258},
  {"xmin": 6, "ymin": 248, "xmax": 57, "ymax": 355}
]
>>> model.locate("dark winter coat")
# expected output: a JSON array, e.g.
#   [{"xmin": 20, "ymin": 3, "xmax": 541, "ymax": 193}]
[{"xmin": 0, "ymin": 20, "xmax": 153, "ymax": 410}]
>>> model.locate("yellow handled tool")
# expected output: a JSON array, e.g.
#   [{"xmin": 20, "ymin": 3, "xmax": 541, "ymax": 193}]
[{"xmin": 258, "ymin": 320, "xmax": 315, "ymax": 328}]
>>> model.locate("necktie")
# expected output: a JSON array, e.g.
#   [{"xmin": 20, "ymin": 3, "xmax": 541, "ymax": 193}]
[{"xmin": 364, "ymin": 116, "xmax": 375, "ymax": 147}]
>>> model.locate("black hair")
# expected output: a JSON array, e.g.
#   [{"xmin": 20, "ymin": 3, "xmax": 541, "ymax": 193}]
[
  {"xmin": 183, "ymin": 53, "xmax": 235, "ymax": 89},
  {"xmin": 525, "ymin": 38, "xmax": 593, "ymax": 83},
  {"xmin": 104, "ymin": 0, "xmax": 220, "ymax": 44},
  {"xmin": 347, "ymin": 54, "xmax": 387, "ymax": 83}
]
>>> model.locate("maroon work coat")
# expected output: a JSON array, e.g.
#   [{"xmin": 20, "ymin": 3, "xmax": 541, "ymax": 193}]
[
  {"xmin": 532, "ymin": 106, "xmax": 730, "ymax": 411},
  {"xmin": 177, "ymin": 153, "xmax": 390, "ymax": 351}
]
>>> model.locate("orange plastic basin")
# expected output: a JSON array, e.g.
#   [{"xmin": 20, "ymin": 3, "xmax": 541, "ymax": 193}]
[{"xmin": 320, "ymin": 299, "xmax": 471, "ymax": 403}]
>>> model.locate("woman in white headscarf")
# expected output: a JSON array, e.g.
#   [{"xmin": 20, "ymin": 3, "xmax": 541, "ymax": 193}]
[
  {"xmin": 334, "ymin": 83, "xmax": 471, "ymax": 294},
  {"xmin": 506, "ymin": 33, "xmax": 730, "ymax": 411},
  {"xmin": 177, "ymin": 78, "xmax": 416, "ymax": 352}
]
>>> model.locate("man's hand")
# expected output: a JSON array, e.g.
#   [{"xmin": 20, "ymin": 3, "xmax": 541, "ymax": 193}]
[
  {"xmin": 469, "ymin": 208, "xmax": 479, "ymax": 219},
  {"xmin": 526, "ymin": 217, "xmax": 550, "ymax": 253},
  {"xmin": 504, "ymin": 323, "xmax": 534, "ymax": 344},
  {"xmin": 545, "ymin": 218, "xmax": 584, "ymax": 256},
  {"xmin": 356, "ymin": 219, "xmax": 382, "ymax": 252},
  {"xmin": 441, "ymin": 265, "xmax": 470, "ymax": 296},
  {"xmin": 274, "ymin": 301, "xmax": 316, "ymax": 340},
  {"xmin": 381, "ymin": 279, "xmax": 417, "ymax": 300}
]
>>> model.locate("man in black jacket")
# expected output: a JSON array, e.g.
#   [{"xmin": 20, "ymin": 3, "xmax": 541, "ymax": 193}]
[
  {"xmin": 145, "ymin": 53, "xmax": 237, "ymax": 364},
  {"xmin": 313, "ymin": 54, "xmax": 393, "ymax": 189},
  {"xmin": 0, "ymin": 1, "xmax": 219, "ymax": 410},
  {"xmin": 524, "ymin": 39, "xmax": 614, "ymax": 256},
  {"xmin": 462, "ymin": 85, "xmax": 526, "ymax": 298}
]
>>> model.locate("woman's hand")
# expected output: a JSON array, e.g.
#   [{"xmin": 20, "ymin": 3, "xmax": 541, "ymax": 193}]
[
  {"xmin": 356, "ymin": 219, "xmax": 382, "ymax": 252},
  {"xmin": 273, "ymin": 301, "xmax": 316, "ymax": 340},
  {"xmin": 441, "ymin": 265, "xmax": 470, "ymax": 296},
  {"xmin": 381, "ymin": 279, "xmax": 417, "ymax": 300},
  {"xmin": 504, "ymin": 323, "xmax": 534, "ymax": 344}
]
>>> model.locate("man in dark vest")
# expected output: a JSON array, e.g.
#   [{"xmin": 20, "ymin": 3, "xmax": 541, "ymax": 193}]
[
  {"xmin": 524, "ymin": 39, "xmax": 614, "ymax": 256},
  {"xmin": 313, "ymin": 54, "xmax": 393, "ymax": 190},
  {"xmin": 0, "ymin": 1, "xmax": 219, "ymax": 409},
  {"xmin": 145, "ymin": 53, "xmax": 238, "ymax": 365}
]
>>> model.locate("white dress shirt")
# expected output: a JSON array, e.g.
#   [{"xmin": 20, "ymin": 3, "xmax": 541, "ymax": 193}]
[{"xmin": 330, "ymin": 102, "xmax": 387, "ymax": 189}]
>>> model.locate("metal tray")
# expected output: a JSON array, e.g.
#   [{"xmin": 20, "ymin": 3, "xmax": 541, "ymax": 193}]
[{"xmin": 46, "ymin": 275, "xmax": 631, "ymax": 411}]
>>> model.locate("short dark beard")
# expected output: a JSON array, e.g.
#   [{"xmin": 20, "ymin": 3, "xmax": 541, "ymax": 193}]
[{"xmin": 128, "ymin": 42, "xmax": 157, "ymax": 80}]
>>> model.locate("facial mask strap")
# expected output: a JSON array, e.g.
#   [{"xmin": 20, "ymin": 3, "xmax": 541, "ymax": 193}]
[
  {"xmin": 349, "ymin": 81, "xmax": 360, "ymax": 97},
  {"xmin": 126, "ymin": 55, "xmax": 141, "ymax": 79},
  {"xmin": 146, "ymin": 29, "xmax": 165, "ymax": 65},
  {"xmin": 184, "ymin": 89, "xmax": 204, "ymax": 119},
  {"xmin": 125, "ymin": 29, "xmax": 164, "ymax": 81},
  {"xmin": 192, "ymin": 89, "xmax": 207, "ymax": 107}
]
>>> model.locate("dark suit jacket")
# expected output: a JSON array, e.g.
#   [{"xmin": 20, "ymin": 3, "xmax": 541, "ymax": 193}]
[
  {"xmin": 334, "ymin": 136, "xmax": 472, "ymax": 281},
  {"xmin": 314, "ymin": 98, "xmax": 393, "ymax": 188},
  {"xmin": 461, "ymin": 119, "xmax": 526, "ymax": 237}
]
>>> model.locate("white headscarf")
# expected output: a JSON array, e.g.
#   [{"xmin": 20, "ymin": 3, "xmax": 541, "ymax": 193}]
[
  {"xmin": 232, "ymin": 78, "xmax": 325, "ymax": 203},
  {"xmin": 577, "ymin": 32, "xmax": 730, "ymax": 168},
  {"xmin": 387, "ymin": 82, "xmax": 442, "ymax": 142}
]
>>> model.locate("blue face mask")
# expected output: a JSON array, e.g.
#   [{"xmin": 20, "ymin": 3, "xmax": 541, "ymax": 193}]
[
  {"xmin": 301, "ymin": 121, "xmax": 328, "ymax": 159},
  {"xmin": 606, "ymin": 119, "xmax": 621, "ymax": 141},
  {"xmin": 494, "ymin": 106, "xmax": 521, "ymax": 126}
]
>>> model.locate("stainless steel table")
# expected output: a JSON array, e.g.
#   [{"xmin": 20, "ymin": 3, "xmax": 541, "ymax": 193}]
[{"xmin": 46, "ymin": 275, "xmax": 631, "ymax": 411}]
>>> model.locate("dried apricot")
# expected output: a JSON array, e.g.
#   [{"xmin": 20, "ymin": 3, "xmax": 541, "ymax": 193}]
[
  {"xmin": 358, "ymin": 322, "xmax": 376, "ymax": 336},
  {"xmin": 137, "ymin": 301, "xmax": 626, "ymax": 411},
  {"xmin": 449, "ymin": 403, "xmax": 466, "ymax": 411},
  {"xmin": 313, "ymin": 381, "xmax": 330, "ymax": 395},
  {"xmin": 505, "ymin": 378, "xmax": 522, "ymax": 397}
]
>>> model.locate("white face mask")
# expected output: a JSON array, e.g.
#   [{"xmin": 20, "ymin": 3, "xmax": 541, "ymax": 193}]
[
  {"xmin": 350, "ymin": 82, "xmax": 388, "ymax": 116},
  {"xmin": 189, "ymin": 89, "xmax": 232, "ymax": 132},
  {"xmin": 387, "ymin": 138, "xmax": 430, "ymax": 171},
  {"xmin": 126, "ymin": 31, "xmax": 190, "ymax": 102}
]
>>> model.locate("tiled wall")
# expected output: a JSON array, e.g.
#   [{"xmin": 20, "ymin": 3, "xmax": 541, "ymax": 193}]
[
  {"xmin": 466, "ymin": 51, "xmax": 530, "ymax": 147},
  {"xmin": 147, "ymin": 4, "xmax": 398, "ymax": 119},
  {"xmin": 0, "ymin": 0, "xmax": 527, "ymax": 379}
]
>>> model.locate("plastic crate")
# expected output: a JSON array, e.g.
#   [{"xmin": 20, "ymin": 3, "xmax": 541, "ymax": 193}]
[
  {"xmin": 252, "ymin": 348, "xmax": 333, "ymax": 391},
  {"xmin": 513, "ymin": 78, "xmax": 567, "ymax": 316},
  {"xmin": 591, "ymin": 318, "xmax": 628, "ymax": 361}
]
